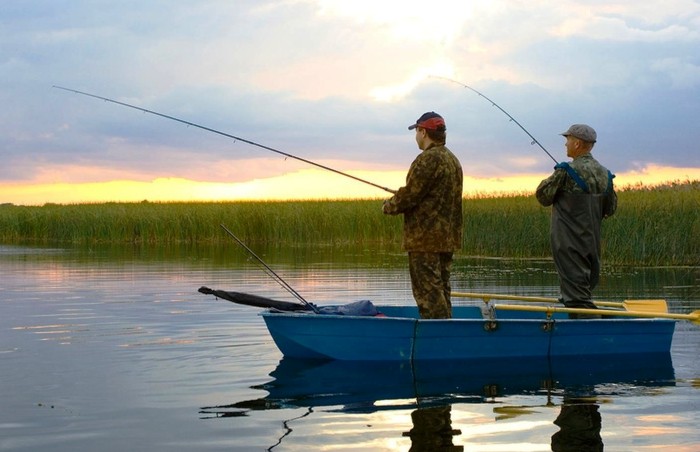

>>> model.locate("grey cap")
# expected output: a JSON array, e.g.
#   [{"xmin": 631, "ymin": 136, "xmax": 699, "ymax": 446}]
[{"xmin": 560, "ymin": 124, "xmax": 597, "ymax": 143}]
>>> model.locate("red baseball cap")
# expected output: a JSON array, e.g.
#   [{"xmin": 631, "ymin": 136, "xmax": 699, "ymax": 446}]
[{"xmin": 408, "ymin": 111, "xmax": 446, "ymax": 131}]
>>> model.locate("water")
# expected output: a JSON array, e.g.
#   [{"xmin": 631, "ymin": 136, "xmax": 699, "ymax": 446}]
[{"xmin": 0, "ymin": 244, "xmax": 698, "ymax": 451}]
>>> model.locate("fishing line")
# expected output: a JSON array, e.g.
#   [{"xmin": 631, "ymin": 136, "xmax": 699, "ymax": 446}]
[
  {"xmin": 219, "ymin": 224, "xmax": 319, "ymax": 313},
  {"xmin": 52, "ymin": 85, "xmax": 396, "ymax": 194},
  {"xmin": 431, "ymin": 76, "xmax": 559, "ymax": 164}
]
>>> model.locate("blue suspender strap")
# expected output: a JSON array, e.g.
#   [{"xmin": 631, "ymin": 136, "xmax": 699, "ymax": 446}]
[
  {"xmin": 607, "ymin": 170, "xmax": 615, "ymax": 193},
  {"xmin": 554, "ymin": 162, "xmax": 590, "ymax": 193}
]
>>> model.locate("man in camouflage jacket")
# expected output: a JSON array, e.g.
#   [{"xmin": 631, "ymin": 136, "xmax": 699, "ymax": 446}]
[
  {"xmin": 383, "ymin": 112, "xmax": 463, "ymax": 319},
  {"xmin": 536, "ymin": 124, "xmax": 617, "ymax": 316}
]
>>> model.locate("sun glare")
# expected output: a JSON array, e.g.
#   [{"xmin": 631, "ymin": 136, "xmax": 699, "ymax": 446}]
[
  {"xmin": 371, "ymin": 62, "xmax": 456, "ymax": 102},
  {"xmin": 313, "ymin": 0, "xmax": 497, "ymax": 102}
]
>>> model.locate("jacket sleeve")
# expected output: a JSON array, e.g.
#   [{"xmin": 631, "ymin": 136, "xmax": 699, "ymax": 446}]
[
  {"xmin": 383, "ymin": 152, "xmax": 439, "ymax": 215},
  {"xmin": 535, "ymin": 169, "xmax": 567, "ymax": 207}
]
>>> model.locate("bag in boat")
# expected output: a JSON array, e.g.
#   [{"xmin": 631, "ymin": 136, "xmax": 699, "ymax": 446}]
[{"xmin": 315, "ymin": 300, "xmax": 379, "ymax": 316}]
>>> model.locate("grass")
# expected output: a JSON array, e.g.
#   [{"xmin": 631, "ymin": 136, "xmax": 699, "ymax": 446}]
[
  {"xmin": 604, "ymin": 180, "xmax": 699, "ymax": 265},
  {"xmin": 0, "ymin": 180, "xmax": 697, "ymax": 266}
]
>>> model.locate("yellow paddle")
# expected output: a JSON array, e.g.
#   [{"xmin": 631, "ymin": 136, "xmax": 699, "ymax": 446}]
[
  {"xmin": 453, "ymin": 292, "xmax": 668, "ymax": 313},
  {"xmin": 493, "ymin": 303, "xmax": 700, "ymax": 324}
]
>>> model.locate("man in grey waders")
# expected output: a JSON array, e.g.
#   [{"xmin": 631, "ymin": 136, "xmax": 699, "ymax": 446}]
[{"xmin": 536, "ymin": 124, "xmax": 617, "ymax": 318}]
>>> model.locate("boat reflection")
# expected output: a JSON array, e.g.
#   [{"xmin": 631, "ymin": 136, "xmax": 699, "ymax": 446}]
[{"xmin": 201, "ymin": 353, "xmax": 675, "ymax": 450}]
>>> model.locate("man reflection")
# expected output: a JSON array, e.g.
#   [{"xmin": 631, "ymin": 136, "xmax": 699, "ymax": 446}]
[
  {"xmin": 551, "ymin": 397, "xmax": 603, "ymax": 452},
  {"xmin": 404, "ymin": 404, "xmax": 463, "ymax": 451}
]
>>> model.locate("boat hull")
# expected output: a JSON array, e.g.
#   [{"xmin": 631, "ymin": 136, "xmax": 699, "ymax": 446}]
[{"xmin": 261, "ymin": 305, "xmax": 676, "ymax": 361}]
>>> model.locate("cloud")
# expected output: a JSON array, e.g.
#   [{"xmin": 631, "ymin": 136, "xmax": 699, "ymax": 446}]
[
  {"xmin": 651, "ymin": 58, "xmax": 700, "ymax": 89},
  {"xmin": 1, "ymin": 0, "xmax": 698, "ymax": 202}
]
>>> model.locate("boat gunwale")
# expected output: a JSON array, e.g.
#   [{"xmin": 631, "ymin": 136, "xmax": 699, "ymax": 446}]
[{"xmin": 259, "ymin": 308, "xmax": 679, "ymax": 323}]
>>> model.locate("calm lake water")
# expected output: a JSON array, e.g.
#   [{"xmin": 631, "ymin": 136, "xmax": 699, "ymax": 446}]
[{"xmin": 1, "ymin": 244, "xmax": 698, "ymax": 451}]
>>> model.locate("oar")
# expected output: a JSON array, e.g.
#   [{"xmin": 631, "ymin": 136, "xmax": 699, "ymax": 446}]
[
  {"xmin": 453, "ymin": 292, "xmax": 668, "ymax": 313},
  {"xmin": 494, "ymin": 304, "xmax": 700, "ymax": 324}
]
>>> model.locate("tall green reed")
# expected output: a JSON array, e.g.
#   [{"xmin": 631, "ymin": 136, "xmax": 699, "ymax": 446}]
[{"xmin": 1, "ymin": 180, "xmax": 697, "ymax": 265}]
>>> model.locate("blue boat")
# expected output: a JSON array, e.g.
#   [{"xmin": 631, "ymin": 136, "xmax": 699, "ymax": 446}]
[
  {"xmin": 198, "ymin": 287, "xmax": 677, "ymax": 362},
  {"xmin": 261, "ymin": 305, "xmax": 676, "ymax": 361}
]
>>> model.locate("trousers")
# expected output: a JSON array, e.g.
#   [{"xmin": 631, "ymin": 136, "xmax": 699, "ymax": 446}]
[{"xmin": 408, "ymin": 251, "xmax": 454, "ymax": 319}]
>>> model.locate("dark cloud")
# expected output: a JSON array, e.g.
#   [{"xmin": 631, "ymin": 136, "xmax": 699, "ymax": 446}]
[{"xmin": 1, "ymin": 1, "xmax": 698, "ymax": 188}]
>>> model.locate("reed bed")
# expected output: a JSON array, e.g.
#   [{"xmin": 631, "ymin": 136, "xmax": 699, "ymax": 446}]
[
  {"xmin": 0, "ymin": 180, "xmax": 697, "ymax": 266},
  {"xmin": 605, "ymin": 180, "xmax": 699, "ymax": 265},
  {"xmin": 0, "ymin": 200, "xmax": 402, "ymax": 245}
]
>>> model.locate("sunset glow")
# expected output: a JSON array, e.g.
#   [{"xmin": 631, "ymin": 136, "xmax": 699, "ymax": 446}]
[{"xmin": 2, "ymin": 165, "xmax": 697, "ymax": 206}]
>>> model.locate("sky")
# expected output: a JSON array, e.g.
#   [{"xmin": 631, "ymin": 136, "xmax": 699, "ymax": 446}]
[{"xmin": 2, "ymin": 0, "xmax": 699, "ymax": 205}]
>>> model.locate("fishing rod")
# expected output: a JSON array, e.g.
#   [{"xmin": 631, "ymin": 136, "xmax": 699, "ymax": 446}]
[
  {"xmin": 52, "ymin": 85, "xmax": 396, "ymax": 194},
  {"xmin": 219, "ymin": 223, "xmax": 319, "ymax": 313},
  {"xmin": 431, "ymin": 76, "xmax": 558, "ymax": 164}
]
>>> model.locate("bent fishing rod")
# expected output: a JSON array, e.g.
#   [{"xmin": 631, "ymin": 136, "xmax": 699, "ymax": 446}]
[
  {"xmin": 219, "ymin": 224, "xmax": 319, "ymax": 313},
  {"xmin": 431, "ymin": 76, "xmax": 558, "ymax": 164},
  {"xmin": 52, "ymin": 85, "xmax": 396, "ymax": 194}
]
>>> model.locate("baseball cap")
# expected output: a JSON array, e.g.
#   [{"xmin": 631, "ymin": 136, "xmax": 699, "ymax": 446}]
[{"xmin": 408, "ymin": 112, "xmax": 446, "ymax": 131}]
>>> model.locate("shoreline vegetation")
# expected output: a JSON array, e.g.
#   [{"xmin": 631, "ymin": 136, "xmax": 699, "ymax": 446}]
[{"xmin": 1, "ymin": 180, "xmax": 697, "ymax": 266}]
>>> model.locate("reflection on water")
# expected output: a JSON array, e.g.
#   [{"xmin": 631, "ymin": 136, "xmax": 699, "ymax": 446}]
[
  {"xmin": 3, "ymin": 243, "xmax": 696, "ymax": 304},
  {"xmin": 201, "ymin": 354, "xmax": 677, "ymax": 451},
  {"xmin": 208, "ymin": 354, "xmax": 676, "ymax": 414},
  {"xmin": 405, "ymin": 405, "xmax": 462, "ymax": 451},
  {"xmin": 0, "ymin": 243, "xmax": 698, "ymax": 451},
  {"xmin": 551, "ymin": 398, "xmax": 602, "ymax": 452}
]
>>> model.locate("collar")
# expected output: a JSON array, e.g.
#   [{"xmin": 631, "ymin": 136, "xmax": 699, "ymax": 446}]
[{"xmin": 424, "ymin": 142, "xmax": 444, "ymax": 151}]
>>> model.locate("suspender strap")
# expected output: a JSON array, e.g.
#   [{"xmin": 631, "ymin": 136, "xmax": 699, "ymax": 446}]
[{"xmin": 554, "ymin": 162, "xmax": 589, "ymax": 193}]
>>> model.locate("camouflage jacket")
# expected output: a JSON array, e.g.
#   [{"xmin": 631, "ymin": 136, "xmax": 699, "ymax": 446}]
[
  {"xmin": 384, "ymin": 144, "xmax": 463, "ymax": 252},
  {"xmin": 536, "ymin": 153, "xmax": 617, "ymax": 218}
]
